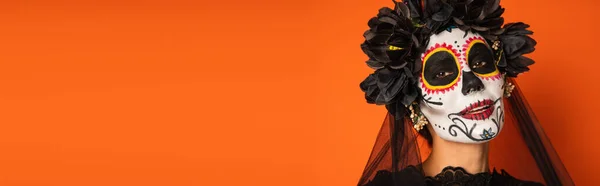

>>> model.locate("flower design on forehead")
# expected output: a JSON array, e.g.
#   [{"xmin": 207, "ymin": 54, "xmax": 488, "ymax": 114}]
[
  {"xmin": 420, "ymin": 43, "xmax": 462, "ymax": 95},
  {"xmin": 463, "ymin": 36, "xmax": 502, "ymax": 81}
]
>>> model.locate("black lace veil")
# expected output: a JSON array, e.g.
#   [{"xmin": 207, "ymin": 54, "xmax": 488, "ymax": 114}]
[
  {"xmin": 357, "ymin": 78, "xmax": 574, "ymax": 185},
  {"xmin": 357, "ymin": 0, "xmax": 574, "ymax": 185}
]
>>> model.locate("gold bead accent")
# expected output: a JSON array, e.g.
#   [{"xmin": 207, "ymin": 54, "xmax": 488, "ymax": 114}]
[
  {"xmin": 504, "ymin": 82, "xmax": 515, "ymax": 98},
  {"xmin": 413, "ymin": 116, "xmax": 427, "ymax": 131},
  {"xmin": 409, "ymin": 102, "xmax": 428, "ymax": 132},
  {"xmin": 492, "ymin": 40, "xmax": 500, "ymax": 50}
]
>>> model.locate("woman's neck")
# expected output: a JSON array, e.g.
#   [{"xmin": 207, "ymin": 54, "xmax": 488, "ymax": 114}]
[{"xmin": 422, "ymin": 128, "xmax": 490, "ymax": 177}]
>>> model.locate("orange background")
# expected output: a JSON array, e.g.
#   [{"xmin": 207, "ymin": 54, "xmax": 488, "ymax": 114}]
[{"xmin": 0, "ymin": 0, "xmax": 597, "ymax": 185}]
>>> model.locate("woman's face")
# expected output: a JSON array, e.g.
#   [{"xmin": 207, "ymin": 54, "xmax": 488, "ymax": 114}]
[{"xmin": 417, "ymin": 28, "xmax": 505, "ymax": 144}]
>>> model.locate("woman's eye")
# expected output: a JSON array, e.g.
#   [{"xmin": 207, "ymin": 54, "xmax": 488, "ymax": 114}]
[
  {"xmin": 435, "ymin": 71, "xmax": 454, "ymax": 79},
  {"xmin": 472, "ymin": 61, "xmax": 487, "ymax": 69}
]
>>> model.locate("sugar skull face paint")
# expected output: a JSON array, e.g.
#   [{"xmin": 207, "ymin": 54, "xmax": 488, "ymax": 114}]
[{"xmin": 418, "ymin": 28, "xmax": 505, "ymax": 144}]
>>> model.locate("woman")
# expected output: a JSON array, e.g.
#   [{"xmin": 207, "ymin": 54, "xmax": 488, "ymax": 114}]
[{"xmin": 357, "ymin": 0, "xmax": 574, "ymax": 185}]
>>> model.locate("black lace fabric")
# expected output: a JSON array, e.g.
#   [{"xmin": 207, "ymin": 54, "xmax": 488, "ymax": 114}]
[
  {"xmin": 364, "ymin": 165, "xmax": 545, "ymax": 186},
  {"xmin": 426, "ymin": 166, "xmax": 493, "ymax": 185}
]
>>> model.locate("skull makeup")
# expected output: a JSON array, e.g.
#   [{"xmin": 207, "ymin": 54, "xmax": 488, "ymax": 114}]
[{"xmin": 418, "ymin": 28, "xmax": 505, "ymax": 144}]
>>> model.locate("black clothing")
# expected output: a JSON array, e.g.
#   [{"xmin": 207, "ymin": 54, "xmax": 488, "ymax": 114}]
[{"xmin": 364, "ymin": 166, "xmax": 544, "ymax": 186}]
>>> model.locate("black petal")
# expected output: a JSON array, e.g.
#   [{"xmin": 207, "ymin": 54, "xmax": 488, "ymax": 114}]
[
  {"xmin": 496, "ymin": 22, "xmax": 537, "ymax": 76},
  {"xmin": 360, "ymin": 74, "xmax": 381, "ymax": 104}
]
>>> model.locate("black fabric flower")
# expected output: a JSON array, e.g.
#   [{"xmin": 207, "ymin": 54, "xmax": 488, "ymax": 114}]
[
  {"xmin": 405, "ymin": 0, "xmax": 504, "ymax": 36},
  {"xmin": 496, "ymin": 22, "xmax": 537, "ymax": 77},
  {"xmin": 361, "ymin": 1, "xmax": 418, "ymax": 70},
  {"xmin": 360, "ymin": 0, "xmax": 421, "ymax": 108},
  {"xmin": 406, "ymin": 0, "xmax": 454, "ymax": 33},
  {"xmin": 451, "ymin": 0, "xmax": 505, "ymax": 37},
  {"xmin": 360, "ymin": 67, "xmax": 419, "ymax": 106}
]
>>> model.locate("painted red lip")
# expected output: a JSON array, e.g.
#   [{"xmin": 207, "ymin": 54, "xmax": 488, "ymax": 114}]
[{"xmin": 459, "ymin": 99, "xmax": 495, "ymax": 120}]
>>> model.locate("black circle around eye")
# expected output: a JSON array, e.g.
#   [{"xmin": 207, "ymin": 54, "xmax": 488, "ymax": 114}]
[
  {"xmin": 468, "ymin": 43, "xmax": 496, "ymax": 75},
  {"xmin": 424, "ymin": 51, "xmax": 459, "ymax": 86}
]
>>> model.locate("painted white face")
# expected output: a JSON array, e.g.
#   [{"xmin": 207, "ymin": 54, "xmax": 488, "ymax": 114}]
[{"xmin": 418, "ymin": 28, "xmax": 505, "ymax": 144}]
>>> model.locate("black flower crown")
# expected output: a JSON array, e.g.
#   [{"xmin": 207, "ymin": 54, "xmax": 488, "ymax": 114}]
[{"xmin": 359, "ymin": 0, "xmax": 537, "ymax": 118}]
